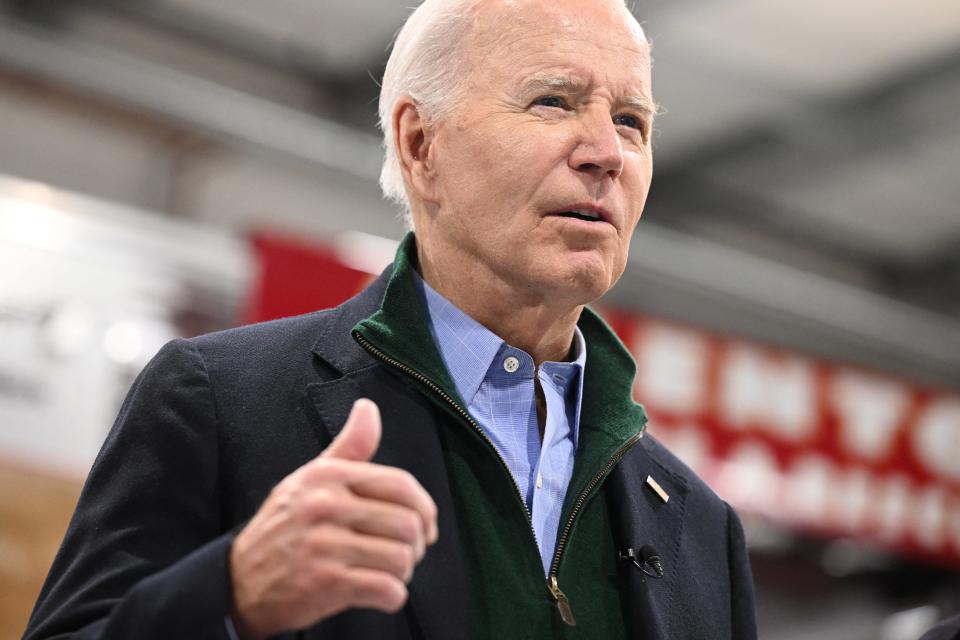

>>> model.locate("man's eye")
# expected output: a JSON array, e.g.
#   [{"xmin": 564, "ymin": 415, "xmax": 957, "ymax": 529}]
[
  {"xmin": 613, "ymin": 114, "xmax": 642, "ymax": 130},
  {"xmin": 534, "ymin": 96, "xmax": 567, "ymax": 109}
]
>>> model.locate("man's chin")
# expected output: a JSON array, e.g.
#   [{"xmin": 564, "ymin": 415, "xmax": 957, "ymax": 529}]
[{"xmin": 534, "ymin": 259, "xmax": 614, "ymax": 306}]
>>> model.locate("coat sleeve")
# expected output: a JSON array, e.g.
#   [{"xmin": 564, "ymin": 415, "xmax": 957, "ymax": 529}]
[
  {"xmin": 24, "ymin": 339, "xmax": 237, "ymax": 640},
  {"xmin": 725, "ymin": 502, "xmax": 758, "ymax": 640}
]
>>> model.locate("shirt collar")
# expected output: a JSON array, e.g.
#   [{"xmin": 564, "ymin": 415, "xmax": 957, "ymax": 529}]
[
  {"xmin": 352, "ymin": 232, "xmax": 648, "ymax": 445},
  {"xmin": 413, "ymin": 269, "xmax": 586, "ymax": 408}
]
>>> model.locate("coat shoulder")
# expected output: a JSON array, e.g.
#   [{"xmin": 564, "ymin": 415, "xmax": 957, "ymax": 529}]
[
  {"xmin": 640, "ymin": 432, "xmax": 729, "ymax": 514},
  {"xmin": 191, "ymin": 308, "xmax": 338, "ymax": 363}
]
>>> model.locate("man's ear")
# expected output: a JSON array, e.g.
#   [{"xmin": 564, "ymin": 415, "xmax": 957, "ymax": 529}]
[{"xmin": 393, "ymin": 97, "xmax": 439, "ymax": 204}]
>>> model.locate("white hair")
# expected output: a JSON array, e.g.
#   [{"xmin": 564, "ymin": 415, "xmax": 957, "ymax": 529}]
[
  {"xmin": 378, "ymin": 0, "xmax": 485, "ymax": 229},
  {"xmin": 378, "ymin": 0, "xmax": 640, "ymax": 229}
]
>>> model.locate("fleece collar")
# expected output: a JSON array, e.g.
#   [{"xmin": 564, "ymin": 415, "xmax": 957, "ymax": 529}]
[{"xmin": 352, "ymin": 232, "xmax": 648, "ymax": 449}]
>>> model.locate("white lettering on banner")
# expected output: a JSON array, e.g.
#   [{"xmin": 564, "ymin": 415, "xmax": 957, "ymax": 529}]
[
  {"xmin": 829, "ymin": 468, "xmax": 872, "ymax": 534},
  {"xmin": 782, "ymin": 454, "xmax": 833, "ymax": 525},
  {"xmin": 831, "ymin": 371, "xmax": 910, "ymax": 461},
  {"xmin": 720, "ymin": 345, "xmax": 818, "ymax": 442},
  {"xmin": 652, "ymin": 420, "xmax": 960, "ymax": 561},
  {"xmin": 635, "ymin": 324, "xmax": 708, "ymax": 415},
  {"xmin": 717, "ymin": 441, "xmax": 780, "ymax": 512},
  {"xmin": 913, "ymin": 485, "xmax": 948, "ymax": 551},
  {"xmin": 719, "ymin": 346, "xmax": 764, "ymax": 430},
  {"xmin": 652, "ymin": 422, "xmax": 711, "ymax": 475},
  {"xmin": 873, "ymin": 474, "xmax": 911, "ymax": 543},
  {"xmin": 632, "ymin": 322, "xmax": 960, "ymax": 564},
  {"xmin": 913, "ymin": 397, "xmax": 960, "ymax": 482}
]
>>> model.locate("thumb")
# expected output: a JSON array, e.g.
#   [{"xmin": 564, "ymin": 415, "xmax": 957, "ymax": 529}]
[{"xmin": 321, "ymin": 398, "xmax": 382, "ymax": 462}]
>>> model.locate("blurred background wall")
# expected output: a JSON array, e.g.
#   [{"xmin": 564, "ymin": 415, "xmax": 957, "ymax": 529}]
[{"xmin": 0, "ymin": 1, "xmax": 958, "ymax": 638}]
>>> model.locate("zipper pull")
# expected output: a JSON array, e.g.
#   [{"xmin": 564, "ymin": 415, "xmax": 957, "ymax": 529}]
[{"xmin": 547, "ymin": 576, "xmax": 577, "ymax": 626}]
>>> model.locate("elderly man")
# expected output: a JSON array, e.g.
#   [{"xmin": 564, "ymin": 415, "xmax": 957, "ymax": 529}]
[{"xmin": 26, "ymin": 0, "xmax": 757, "ymax": 638}]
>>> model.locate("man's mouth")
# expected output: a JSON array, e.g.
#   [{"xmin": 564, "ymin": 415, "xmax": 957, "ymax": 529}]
[
  {"xmin": 556, "ymin": 209, "xmax": 604, "ymax": 222},
  {"xmin": 548, "ymin": 205, "xmax": 612, "ymax": 225}
]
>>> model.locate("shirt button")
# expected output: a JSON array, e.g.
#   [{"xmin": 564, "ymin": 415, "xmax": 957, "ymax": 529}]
[
  {"xmin": 536, "ymin": 473, "xmax": 543, "ymax": 489},
  {"xmin": 503, "ymin": 356, "xmax": 520, "ymax": 373}
]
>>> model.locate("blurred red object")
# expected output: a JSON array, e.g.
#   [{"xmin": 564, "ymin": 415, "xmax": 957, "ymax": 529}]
[{"xmin": 245, "ymin": 230, "xmax": 375, "ymax": 324}]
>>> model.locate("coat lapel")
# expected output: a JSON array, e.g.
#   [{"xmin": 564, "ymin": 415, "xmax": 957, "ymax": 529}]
[
  {"xmin": 607, "ymin": 436, "xmax": 688, "ymax": 639},
  {"xmin": 300, "ymin": 248, "xmax": 470, "ymax": 638},
  {"xmin": 306, "ymin": 334, "xmax": 470, "ymax": 639}
]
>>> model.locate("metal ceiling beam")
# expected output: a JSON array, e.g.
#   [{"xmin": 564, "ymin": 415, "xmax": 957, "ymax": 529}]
[
  {"xmin": 646, "ymin": 46, "xmax": 960, "ymax": 315},
  {"xmin": 879, "ymin": 240, "xmax": 960, "ymax": 314},
  {"xmin": 0, "ymin": 16, "xmax": 958, "ymax": 388},
  {"xmin": 610, "ymin": 224, "xmax": 960, "ymax": 388},
  {"xmin": 0, "ymin": 15, "xmax": 383, "ymax": 182},
  {"xmin": 645, "ymin": 174, "xmax": 887, "ymax": 274},
  {"xmin": 655, "ymin": 45, "xmax": 960, "ymax": 175}
]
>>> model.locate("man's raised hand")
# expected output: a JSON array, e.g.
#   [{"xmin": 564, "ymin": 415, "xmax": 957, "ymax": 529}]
[{"xmin": 229, "ymin": 399, "xmax": 438, "ymax": 639}]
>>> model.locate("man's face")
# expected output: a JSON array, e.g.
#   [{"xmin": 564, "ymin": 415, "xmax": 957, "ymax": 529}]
[{"xmin": 419, "ymin": 0, "xmax": 654, "ymax": 306}]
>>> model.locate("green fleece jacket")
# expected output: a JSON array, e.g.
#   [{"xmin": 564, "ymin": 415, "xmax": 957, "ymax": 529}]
[{"xmin": 353, "ymin": 233, "xmax": 649, "ymax": 638}]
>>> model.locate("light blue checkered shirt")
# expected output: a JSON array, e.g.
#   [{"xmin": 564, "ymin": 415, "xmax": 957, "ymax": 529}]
[{"xmin": 414, "ymin": 271, "xmax": 586, "ymax": 575}]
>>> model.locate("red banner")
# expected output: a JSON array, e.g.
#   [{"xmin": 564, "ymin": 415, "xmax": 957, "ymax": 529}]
[
  {"xmin": 248, "ymin": 232, "xmax": 960, "ymax": 568},
  {"xmin": 245, "ymin": 231, "xmax": 374, "ymax": 325},
  {"xmin": 606, "ymin": 310, "xmax": 960, "ymax": 568}
]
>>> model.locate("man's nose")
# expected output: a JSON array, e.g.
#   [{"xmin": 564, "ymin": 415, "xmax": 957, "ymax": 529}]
[{"xmin": 569, "ymin": 110, "xmax": 624, "ymax": 179}]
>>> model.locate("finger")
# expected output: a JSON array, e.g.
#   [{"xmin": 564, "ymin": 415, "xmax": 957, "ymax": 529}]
[
  {"xmin": 303, "ymin": 461, "xmax": 438, "ymax": 545},
  {"xmin": 307, "ymin": 492, "xmax": 427, "ymax": 559},
  {"xmin": 339, "ymin": 567, "xmax": 408, "ymax": 614},
  {"xmin": 321, "ymin": 398, "xmax": 381, "ymax": 462},
  {"xmin": 348, "ymin": 471, "xmax": 438, "ymax": 545},
  {"xmin": 311, "ymin": 526, "xmax": 418, "ymax": 583}
]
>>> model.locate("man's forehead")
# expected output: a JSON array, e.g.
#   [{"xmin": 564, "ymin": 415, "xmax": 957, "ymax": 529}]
[{"xmin": 468, "ymin": 0, "xmax": 649, "ymax": 53}]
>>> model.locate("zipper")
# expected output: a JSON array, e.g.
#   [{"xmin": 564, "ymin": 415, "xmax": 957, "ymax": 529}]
[
  {"xmin": 547, "ymin": 575, "xmax": 576, "ymax": 626},
  {"xmin": 352, "ymin": 330, "xmax": 540, "ymax": 548},
  {"xmin": 354, "ymin": 329, "xmax": 644, "ymax": 628},
  {"xmin": 545, "ymin": 429, "xmax": 645, "ymax": 626}
]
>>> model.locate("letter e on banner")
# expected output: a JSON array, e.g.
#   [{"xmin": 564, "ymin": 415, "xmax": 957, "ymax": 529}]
[{"xmin": 912, "ymin": 396, "xmax": 960, "ymax": 483}]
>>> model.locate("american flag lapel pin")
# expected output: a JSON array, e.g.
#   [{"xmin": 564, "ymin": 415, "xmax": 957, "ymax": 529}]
[{"xmin": 645, "ymin": 475, "xmax": 670, "ymax": 503}]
